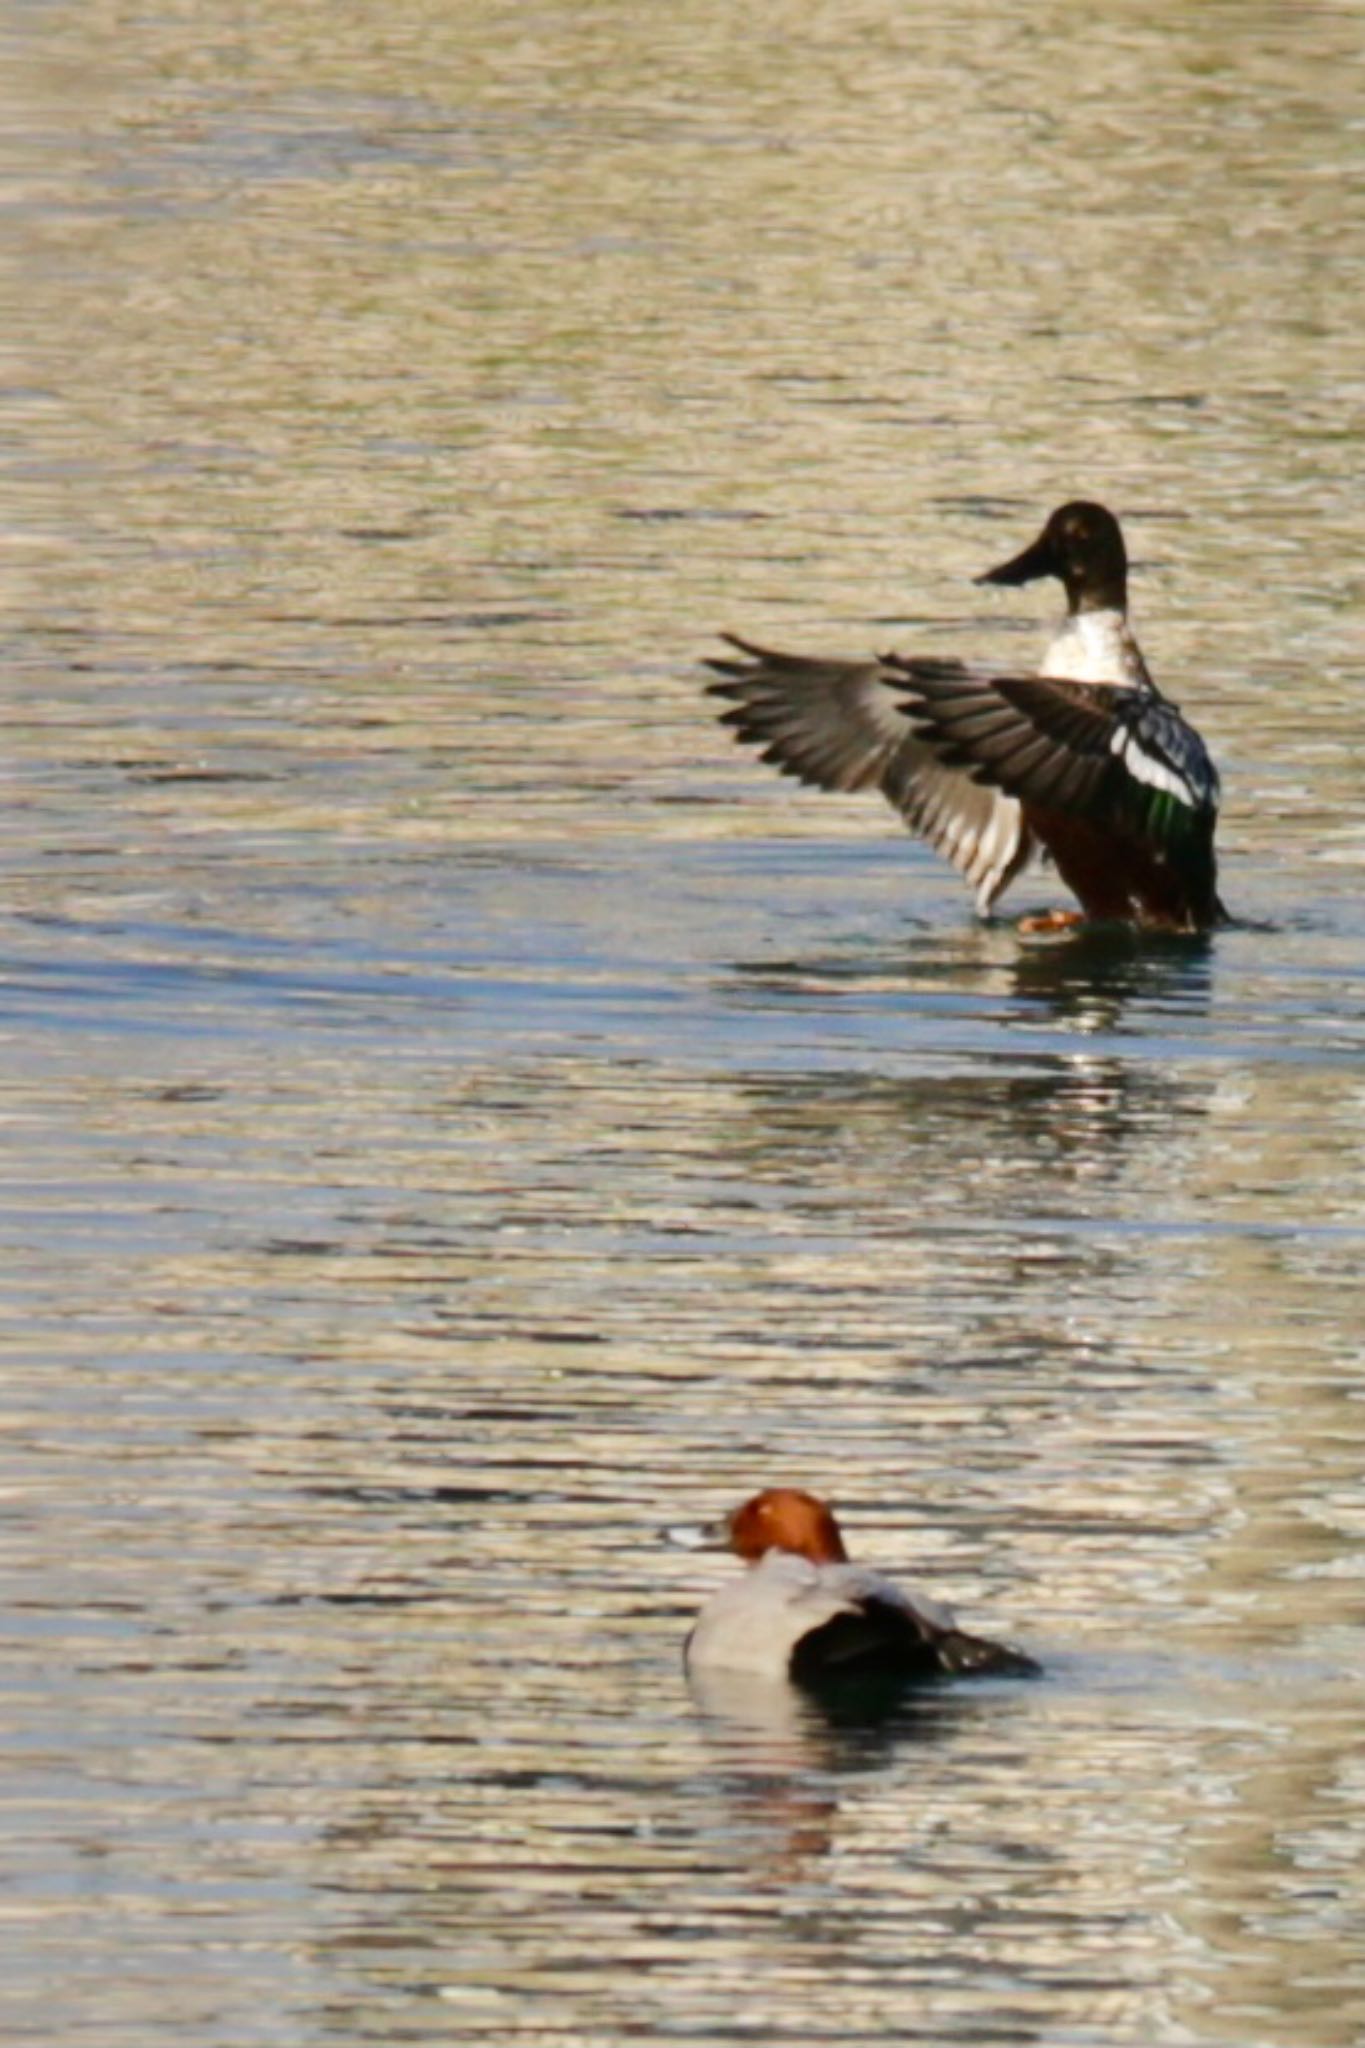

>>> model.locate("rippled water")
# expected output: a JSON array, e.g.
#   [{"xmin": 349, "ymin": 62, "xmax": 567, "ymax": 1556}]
[{"xmin": 5, "ymin": 3, "xmax": 1365, "ymax": 2044}]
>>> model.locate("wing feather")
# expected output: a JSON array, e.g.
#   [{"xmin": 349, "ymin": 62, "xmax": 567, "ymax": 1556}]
[
  {"xmin": 888, "ymin": 657, "xmax": 1219, "ymax": 833},
  {"xmin": 706, "ymin": 636, "xmax": 1034, "ymax": 913},
  {"xmin": 886, "ymin": 656, "xmax": 1222, "ymax": 926}
]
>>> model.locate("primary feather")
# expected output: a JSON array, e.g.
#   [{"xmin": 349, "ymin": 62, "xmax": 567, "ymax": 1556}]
[{"xmin": 706, "ymin": 635, "xmax": 1035, "ymax": 914}]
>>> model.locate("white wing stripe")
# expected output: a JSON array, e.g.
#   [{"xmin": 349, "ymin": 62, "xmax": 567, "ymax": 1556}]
[{"xmin": 1109, "ymin": 727, "xmax": 1197, "ymax": 806}]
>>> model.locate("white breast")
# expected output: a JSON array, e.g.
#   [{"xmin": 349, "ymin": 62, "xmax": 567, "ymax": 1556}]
[
  {"xmin": 685, "ymin": 1551, "xmax": 955, "ymax": 1677},
  {"xmin": 1040, "ymin": 609, "xmax": 1150, "ymax": 689}
]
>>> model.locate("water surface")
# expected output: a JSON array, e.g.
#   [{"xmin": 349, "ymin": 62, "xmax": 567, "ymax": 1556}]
[{"xmin": 4, "ymin": 4, "xmax": 1365, "ymax": 2045}]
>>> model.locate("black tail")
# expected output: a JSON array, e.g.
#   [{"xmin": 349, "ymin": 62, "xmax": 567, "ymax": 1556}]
[{"xmin": 935, "ymin": 1629, "xmax": 1041, "ymax": 1680}]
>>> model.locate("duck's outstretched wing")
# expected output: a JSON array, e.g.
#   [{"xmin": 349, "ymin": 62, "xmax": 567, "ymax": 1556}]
[
  {"xmin": 887, "ymin": 656, "xmax": 1223, "ymax": 927},
  {"xmin": 705, "ymin": 634, "xmax": 1033, "ymax": 914}
]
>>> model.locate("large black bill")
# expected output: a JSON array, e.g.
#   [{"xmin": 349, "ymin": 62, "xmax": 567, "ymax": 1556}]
[{"xmin": 974, "ymin": 530, "xmax": 1056, "ymax": 587}]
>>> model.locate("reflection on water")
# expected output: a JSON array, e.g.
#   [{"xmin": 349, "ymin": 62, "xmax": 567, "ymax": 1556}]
[{"xmin": 6, "ymin": 0, "xmax": 1365, "ymax": 2043}]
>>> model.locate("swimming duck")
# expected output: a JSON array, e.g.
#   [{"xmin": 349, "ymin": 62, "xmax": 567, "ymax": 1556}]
[
  {"xmin": 682, "ymin": 1488, "xmax": 1039, "ymax": 1685},
  {"xmin": 706, "ymin": 502, "xmax": 1224, "ymax": 933}
]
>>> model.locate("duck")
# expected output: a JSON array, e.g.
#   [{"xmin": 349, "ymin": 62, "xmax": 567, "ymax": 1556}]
[
  {"xmin": 705, "ymin": 501, "xmax": 1225, "ymax": 933},
  {"xmin": 681, "ymin": 1487, "xmax": 1039, "ymax": 1686}
]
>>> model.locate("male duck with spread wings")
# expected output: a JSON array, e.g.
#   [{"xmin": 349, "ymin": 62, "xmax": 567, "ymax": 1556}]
[{"xmin": 705, "ymin": 502, "xmax": 1224, "ymax": 933}]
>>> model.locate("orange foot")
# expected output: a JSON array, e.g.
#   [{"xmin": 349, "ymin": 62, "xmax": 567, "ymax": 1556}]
[{"xmin": 1017, "ymin": 907, "xmax": 1087, "ymax": 935}]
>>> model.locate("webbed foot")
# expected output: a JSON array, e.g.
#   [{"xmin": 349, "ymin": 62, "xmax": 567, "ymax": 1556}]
[{"xmin": 1017, "ymin": 908, "xmax": 1087, "ymax": 935}]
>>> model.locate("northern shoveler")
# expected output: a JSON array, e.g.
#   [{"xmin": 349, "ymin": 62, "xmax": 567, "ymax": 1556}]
[
  {"xmin": 677, "ymin": 1487, "xmax": 1038, "ymax": 1685},
  {"xmin": 705, "ymin": 502, "xmax": 1225, "ymax": 933}
]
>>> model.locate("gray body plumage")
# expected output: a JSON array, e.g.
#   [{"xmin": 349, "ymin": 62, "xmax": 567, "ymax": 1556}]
[{"xmin": 686, "ymin": 1549, "xmax": 1037, "ymax": 1684}]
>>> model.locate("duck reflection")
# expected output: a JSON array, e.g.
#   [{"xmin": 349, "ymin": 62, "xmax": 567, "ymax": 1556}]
[
  {"xmin": 709, "ymin": 927, "xmax": 1219, "ymax": 1342},
  {"xmin": 724, "ymin": 1050, "xmax": 1209, "ymax": 1215},
  {"xmin": 688, "ymin": 1656, "xmax": 999, "ymax": 1749},
  {"xmin": 685, "ymin": 1661, "xmax": 1021, "ymax": 1889},
  {"xmin": 725, "ymin": 913, "xmax": 1216, "ymax": 1039},
  {"xmin": 726, "ymin": 905, "xmax": 1211, "ymax": 1133},
  {"xmin": 1004, "ymin": 921, "xmax": 1217, "ymax": 1032}
]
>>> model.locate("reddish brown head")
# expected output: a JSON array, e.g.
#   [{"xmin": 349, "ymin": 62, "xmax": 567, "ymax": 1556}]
[{"xmin": 726, "ymin": 1488, "xmax": 849, "ymax": 1566}]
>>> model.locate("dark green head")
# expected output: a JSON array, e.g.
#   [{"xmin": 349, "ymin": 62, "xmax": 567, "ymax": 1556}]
[{"xmin": 977, "ymin": 501, "xmax": 1128, "ymax": 614}]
